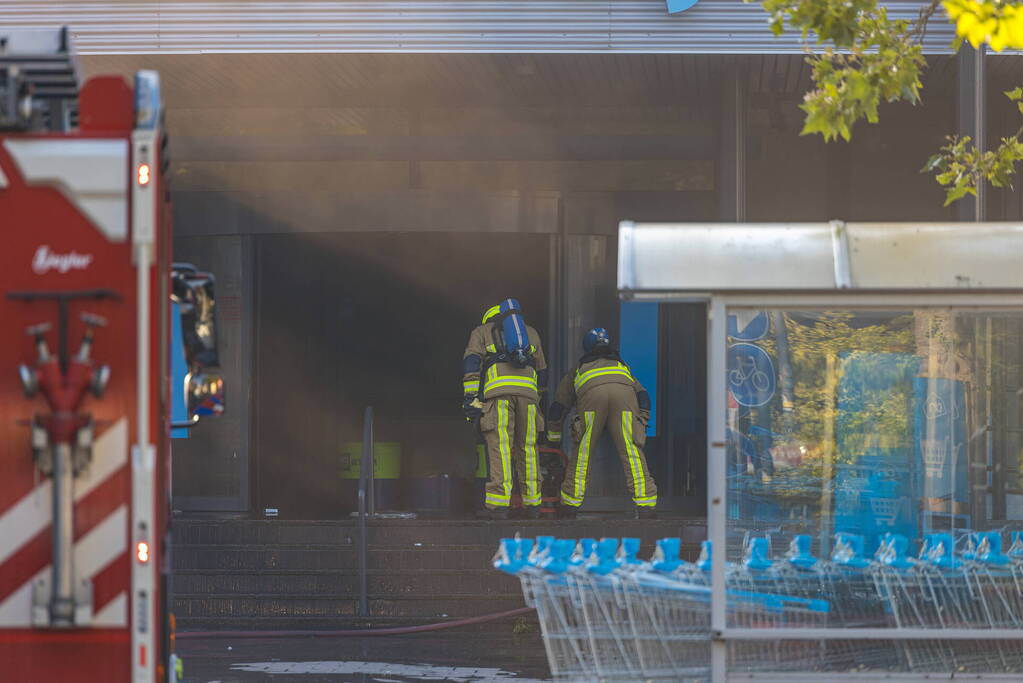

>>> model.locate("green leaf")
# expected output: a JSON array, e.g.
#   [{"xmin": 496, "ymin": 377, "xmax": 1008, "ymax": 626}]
[
  {"xmin": 921, "ymin": 154, "xmax": 944, "ymax": 173},
  {"xmin": 943, "ymin": 182, "xmax": 975, "ymax": 207}
]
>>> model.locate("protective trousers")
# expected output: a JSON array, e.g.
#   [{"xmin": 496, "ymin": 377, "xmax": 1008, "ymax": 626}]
[
  {"xmin": 560, "ymin": 382, "xmax": 657, "ymax": 508},
  {"xmin": 480, "ymin": 395, "xmax": 544, "ymax": 509}
]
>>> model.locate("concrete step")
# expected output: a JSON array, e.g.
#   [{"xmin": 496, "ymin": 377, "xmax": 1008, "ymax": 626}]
[
  {"xmin": 172, "ymin": 568, "xmax": 521, "ymax": 597},
  {"xmin": 173, "ymin": 539, "xmax": 700, "ymax": 574},
  {"xmin": 169, "ymin": 517, "xmax": 707, "ymax": 630},
  {"xmin": 173, "ymin": 594, "xmax": 525, "ymax": 622},
  {"xmin": 172, "ymin": 544, "xmax": 499, "ymax": 572},
  {"xmin": 175, "ymin": 612, "xmax": 539, "ymax": 632},
  {"xmin": 171, "ymin": 518, "xmax": 708, "ymax": 549}
]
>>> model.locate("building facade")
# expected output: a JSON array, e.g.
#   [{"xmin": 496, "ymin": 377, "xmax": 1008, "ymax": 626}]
[{"xmin": 10, "ymin": 1, "xmax": 1018, "ymax": 517}]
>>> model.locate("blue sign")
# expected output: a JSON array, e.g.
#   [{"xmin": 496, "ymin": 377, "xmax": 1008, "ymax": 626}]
[
  {"xmin": 666, "ymin": 0, "xmax": 699, "ymax": 14},
  {"xmin": 134, "ymin": 71, "xmax": 162, "ymax": 130},
  {"xmin": 727, "ymin": 343, "xmax": 775, "ymax": 407},
  {"xmin": 832, "ymin": 354, "xmax": 920, "ymax": 553},
  {"xmin": 728, "ymin": 311, "xmax": 770, "ymax": 341},
  {"xmin": 170, "ymin": 301, "xmax": 190, "ymax": 439},
  {"xmin": 913, "ymin": 377, "xmax": 968, "ymax": 506},
  {"xmin": 620, "ymin": 301, "xmax": 659, "ymax": 436}
]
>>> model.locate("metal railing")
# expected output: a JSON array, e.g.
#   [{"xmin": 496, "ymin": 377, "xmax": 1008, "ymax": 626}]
[{"xmin": 357, "ymin": 405, "xmax": 374, "ymax": 617}]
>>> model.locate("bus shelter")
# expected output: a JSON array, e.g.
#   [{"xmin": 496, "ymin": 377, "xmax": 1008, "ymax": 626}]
[{"xmin": 619, "ymin": 221, "xmax": 1023, "ymax": 681}]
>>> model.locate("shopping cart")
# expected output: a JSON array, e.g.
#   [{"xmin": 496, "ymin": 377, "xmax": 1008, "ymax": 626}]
[
  {"xmin": 727, "ymin": 534, "xmax": 893, "ymax": 671},
  {"xmin": 921, "ymin": 438, "xmax": 949, "ymax": 480},
  {"xmin": 496, "ymin": 532, "xmax": 1023, "ymax": 679},
  {"xmin": 500, "ymin": 535, "xmax": 832, "ymax": 681},
  {"xmin": 869, "ymin": 497, "xmax": 901, "ymax": 527},
  {"xmin": 872, "ymin": 531, "xmax": 1023, "ymax": 673},
  {"xmin": 495, "ymin": 536, "xmax": 596, "ymax": 681}
]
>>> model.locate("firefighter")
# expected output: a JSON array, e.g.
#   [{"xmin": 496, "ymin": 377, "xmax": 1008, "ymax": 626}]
[
  {"xmin": 546, "ymin": 327, "xmax": 657, "ymax": 519},
  {"xmin": 462, "ymin": 301, "xmax": 547, "ymax": 520}
]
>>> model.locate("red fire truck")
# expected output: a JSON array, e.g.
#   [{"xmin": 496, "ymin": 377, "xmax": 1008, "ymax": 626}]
[{"xmin": 0, "ymin": 28, "xmax": 223, "ymax": 682}]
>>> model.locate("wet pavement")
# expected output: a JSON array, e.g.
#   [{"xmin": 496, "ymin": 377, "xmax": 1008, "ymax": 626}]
[{"xmin": 178, "ymin": 630, "xmax": 551, "ymax": 683}]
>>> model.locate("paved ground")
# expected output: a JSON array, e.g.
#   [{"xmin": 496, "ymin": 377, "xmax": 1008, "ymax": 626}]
[{"xmin": 179, "ymin": 629, "xmax": 551, "ymax": 683}]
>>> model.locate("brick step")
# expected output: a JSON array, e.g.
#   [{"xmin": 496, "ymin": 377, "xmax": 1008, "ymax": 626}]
[
  {"xmin": 172, "ymin": 569, "xmax": 521, "ymax": 597},
  {"xmin": 172, "ymin": 518, "xmax": 707, "ymax": 549},
  {"xmin": 172, "ymin": 594, "xmax": 525, "ymax": 621}
]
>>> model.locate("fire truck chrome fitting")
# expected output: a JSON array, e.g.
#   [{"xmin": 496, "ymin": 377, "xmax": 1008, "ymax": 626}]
[
  {"xmin": 90, "ymin": 364, "xmax": 111, "ymax": 397},
  {"xmin": 17, "ymin": 364, "xmax": 37, "ymax": 397}
]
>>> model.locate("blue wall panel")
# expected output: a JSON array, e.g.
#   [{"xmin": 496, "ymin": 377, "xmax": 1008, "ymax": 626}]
[{"xmin": 619, "ymin": 301, "xmax": 658, "ymax": 436}]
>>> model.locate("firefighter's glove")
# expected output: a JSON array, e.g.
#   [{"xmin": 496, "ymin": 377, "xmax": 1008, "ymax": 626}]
[{"xmin": 462, "ymin": 395, "xmax": 483, "ymax": 422}]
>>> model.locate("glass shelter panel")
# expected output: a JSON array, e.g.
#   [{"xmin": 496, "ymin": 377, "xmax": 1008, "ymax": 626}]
[{"xmin": 722, "ymin": 306, "xmax": 1023, "ymax": 673}]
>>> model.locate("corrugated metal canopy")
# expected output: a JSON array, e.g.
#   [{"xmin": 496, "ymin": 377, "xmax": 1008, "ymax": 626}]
[
  {"xmin": 75, "ymin": 52, "xmax": 969, "ymax": 110},
  {"xmin": 3, "ymin": 0, "xmax": 963, "ymax": 54},
  {"xmin": 618, "ymin": 222, "xmax": 1023, "ymax": 293}
]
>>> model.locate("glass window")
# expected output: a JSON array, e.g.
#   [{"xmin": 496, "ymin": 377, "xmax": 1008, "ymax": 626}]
[{"xmin": 723, "ymin": 307, "xmax": 1023, "ymax": 662}]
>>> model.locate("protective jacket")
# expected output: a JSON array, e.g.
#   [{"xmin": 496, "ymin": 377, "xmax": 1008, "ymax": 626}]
[
  {"xmin": 462, "ymin": 318, "xmax": 548, "ymax": 510},
  {"xmin": 547, "ymin": 349, "xmax": 656, "ymax": 508},
  {"xmin": 547, "ymin": 351, "xmax": 649, "ymax": 438},
  {"xmin": 462, "ymin": 322, "xmax": 547, "ymax": 401}
]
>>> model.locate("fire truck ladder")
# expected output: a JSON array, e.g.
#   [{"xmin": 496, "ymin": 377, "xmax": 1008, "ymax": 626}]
[{"xmin": 0, "ymin": 26, "xmax": 79, "ymax": 132}]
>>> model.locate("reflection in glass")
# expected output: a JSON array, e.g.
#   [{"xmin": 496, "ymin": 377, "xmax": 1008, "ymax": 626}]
[
  {"xmin": 726, "ymin": 309, "xmax": 1023, "ymax": 550},
  {"xmin": 721, "ymin": 308, "xmax": 1023, "ymax": 669}
]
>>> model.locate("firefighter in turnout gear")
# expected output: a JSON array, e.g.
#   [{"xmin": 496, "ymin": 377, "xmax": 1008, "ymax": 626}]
[
  {"xmin": 546, "ymin": 327, "xmax": 657, "ymax": 519},
  {"xmin": 462, "ymin": 300, "xmax": 547, "ymax": 520}
]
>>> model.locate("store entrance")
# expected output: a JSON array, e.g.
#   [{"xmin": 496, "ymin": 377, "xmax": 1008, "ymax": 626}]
[{"xmin": 252, "ymin": 231, "xmax": 551, "ymax": 520}]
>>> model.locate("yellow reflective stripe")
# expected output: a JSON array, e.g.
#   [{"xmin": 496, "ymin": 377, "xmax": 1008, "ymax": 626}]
[
  {"xmin": 486, "ymin": 343, "xmax": 497, "ymax": 353},
  {"xmin": 486, "ymin": 377, "xmax": 537, "ymax": 387},
  {"xmin": 484, "ymin": 381, "xmax": 538, "ymax": 394},
  {"xmin": 561, "ymin": 492, "xmax": 582, "ymax": 507},
  {"xmin": 497, "ymin": 400, "xmax": 512, "ymax": 501},
  {"xmin": 482, "ymin": 306, "xmax": 500, "ymax": 324},
  {"xmin": 483, "ymin": 367, "xmax": 539, "ymax": 394},
  {"xmin": 634, "ymin": 496, "xmax": 657, "ymax": 506},
  {"xmin": 574, "ymin": 363, "xmax": 633, "ymax": 390},
  {"xmin": 547, "ymin": 431, "xmax": 562, "ymax": 441},
  {"xmin": 524, "ymin": 403, "xmax": 539, "ymax": 504},
  {"xmin": 573, "ymin": 411, "xmax": 596, "ymax": 503},
  {"xmin": 486, "ymin": 493, "xmax": 511, "ymax": 506},
  {"xmin": 622, "ymin": 410, "xmax": 647, "ymax": 500},
  {"xmin": 463, "ymin": 380, "xmax": 480, "ymax": 393}
]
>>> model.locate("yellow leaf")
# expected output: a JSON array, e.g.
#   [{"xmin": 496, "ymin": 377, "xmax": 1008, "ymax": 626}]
[
  {"xmin": 1005, "ymin": 12, "xmax": 1023, "ymax": 48},
  {"xmin": 957, "ymin": 14, "xmax": 981, "ymax": 45},
  {"xmin": 990, "ymin": 26, "xmax": 1008, "ymax": 51}
]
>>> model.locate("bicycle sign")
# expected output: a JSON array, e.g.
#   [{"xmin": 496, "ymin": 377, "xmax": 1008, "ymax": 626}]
[{"xmin": 727, "ymin": 343, "xmax": 776, "ymax": 407}]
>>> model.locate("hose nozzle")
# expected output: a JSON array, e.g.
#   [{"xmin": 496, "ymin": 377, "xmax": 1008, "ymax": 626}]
[{"xmin": 24, "ymin": 322, "xmax": 52, "ymax": 362}]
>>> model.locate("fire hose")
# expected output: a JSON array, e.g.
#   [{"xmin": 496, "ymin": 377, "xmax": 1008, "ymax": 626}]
[{"xmin": 176, "ymin": 606, "xmax": 535, "ymax": 639}]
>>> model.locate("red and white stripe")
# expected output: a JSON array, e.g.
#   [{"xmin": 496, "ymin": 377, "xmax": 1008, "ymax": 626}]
[{"xmin": 0, "ymin": 419, "xmax": 129, "ymax": 627}]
